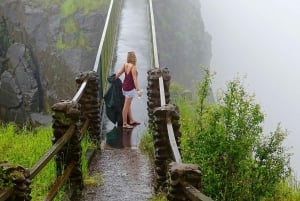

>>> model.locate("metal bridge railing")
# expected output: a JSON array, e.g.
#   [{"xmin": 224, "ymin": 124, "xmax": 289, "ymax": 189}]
[
  {"xmin": 93, "ymin": 0, "xmax": 122, "ymax": 99},
  {"xmin": 0, "ymin": 0, "xmax": 122, "ymax": 200},
  {"xmin": 147, "ymin": 0, "xmax": 213, "ymax": 200}
]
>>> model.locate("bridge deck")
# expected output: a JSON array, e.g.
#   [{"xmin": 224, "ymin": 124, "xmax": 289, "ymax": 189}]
[{"xmin": 76, "ymin": 0, "xmax": 153, "ymax": 200}]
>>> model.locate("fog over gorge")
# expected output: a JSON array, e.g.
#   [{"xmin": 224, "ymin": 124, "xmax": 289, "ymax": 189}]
[{"xmin": 199, "ymin": 0, "xmax": 300, "ymax": 179}]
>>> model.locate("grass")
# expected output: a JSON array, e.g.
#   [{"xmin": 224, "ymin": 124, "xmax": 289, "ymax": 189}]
[
  {"xmin": 0, "ymin": 123, "xmax": 58, "ymax": 200},
  {"xmin": 139, "ymin": 130, "xmax": 154, "ymax": 160},
  {"xmin": 0, "ymin": 123, "xmax": 96, "ymax": 200},
  {"xmin": 80, "ymin": 133, "xmax": 103, "ymax": 186},
  {"xmin": 148, "ymin": 192, "xmax": 168, "ymax": 201}
]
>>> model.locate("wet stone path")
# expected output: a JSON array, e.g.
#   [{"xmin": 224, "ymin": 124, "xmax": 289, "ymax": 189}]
[
  {"xmin": 75, "ymin": 148, "xmax": 153, "ymax": 201},
  {"xmin": 75, "ymin": 0, "xmax": 153, "ymax": 200}
]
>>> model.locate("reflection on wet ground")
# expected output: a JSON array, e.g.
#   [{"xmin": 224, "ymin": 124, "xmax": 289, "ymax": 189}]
[
  {"xmin": 105, "ymin": 126, "xmax": 134, "ymax": 149},
  {"xmin": 101, "ymin": 112, "xmax": 148, "ymax": 150}
]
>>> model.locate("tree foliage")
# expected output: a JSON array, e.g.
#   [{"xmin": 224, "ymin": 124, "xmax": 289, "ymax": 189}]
[{"xmin": 179, "ymin": 69, "xmax": 291, "ymax": 200}]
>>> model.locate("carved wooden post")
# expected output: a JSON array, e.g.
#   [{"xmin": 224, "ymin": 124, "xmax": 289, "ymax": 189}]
[
  {"xmin": 152, "ymin": 104, "xmax": 181, "ymax": 190},
  {"xmin": 147, "ymin": 68, "xmax": 171, "ymax": 125},
  {"xmin": 76, "ymin": 71, "xmax": 101, "ymax": 144},
  {"xmin": 66, "ymin": 109, "xmax": 84, "ymax": 190},
  {"xmin": 152, "ymin": 106, "xmax": 173, "ymax": 190},
  {"xmin": 169, "ymin": 104, "xmax": 181, "ymax": 153},
  {"xmin": 0, "ymin": 162, "xmax": 31, "ymax": 201},
  {"xmin": 168, "ymin": 162, "xmax": 203, "ymax": 201},
  {"xmin": 51, "ymin": 100, "xmax": 82, "ymax": 189}
]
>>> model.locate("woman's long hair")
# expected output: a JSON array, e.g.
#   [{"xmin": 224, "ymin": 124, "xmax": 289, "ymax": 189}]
[{"xmin": 127, "ymin": 51, "xmax": 136, "ymax": 65}]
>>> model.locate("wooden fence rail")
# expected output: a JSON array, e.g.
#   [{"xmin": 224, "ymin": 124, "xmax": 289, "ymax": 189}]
[
  {"xmin": 0, "ymin": 0, "xmax": 122, "ymax": 200},
  {"xmin": 148, "ymin": 0, "xmax": 213, "ymax": 200}
]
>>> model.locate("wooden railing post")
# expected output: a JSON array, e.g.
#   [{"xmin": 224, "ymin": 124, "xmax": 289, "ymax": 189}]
[
  {"xmin": 152, "ymin": 106, "xmax": 172, "ymax": 190},
  {"xmin": 76, "ymin": 71, "xmax": 101, "ymax": 144},
  {"xmin": 169, "ymin": 104, "xmax": 181, "ymax": 153},
  {"xmin": 51, "ymin": 100, "xmax": 81, "ymax": 188},
  {"xmin": 152, "ymin": 105, "xmax": 180, "ymax": 190},
  {"xmin": 0, "ymin": 162, "xmax": 31, "ymax": 201},
  {"xmin": 147, "ymin": 68, "xmax": 170, "ymax": 125},
  {"xmin": 168, "ymin": 162, "xmax": 202, "ymax": 201}
]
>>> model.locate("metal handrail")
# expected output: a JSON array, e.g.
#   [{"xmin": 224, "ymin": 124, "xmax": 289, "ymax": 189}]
[
  {"xmin": 148, "ymin": 1, "xmax": 212, "ymax": 200},
  {"xmin": 0, "ymin": 0, "xmax": 122, "ymax": 200},
  {"xmin": 93, "ymin": 0, "xmax": 122, "ymax": 98},
  {"xmin": 148, "ymin": 0, "xmax": 182, "ymax": 164},
  {"xmin": 93, "ymin": 0, "xmax": 114, "ymax": 72},
  {"xmin": 148, "ymin": 0, "xmax": 159, "ymax": 69}
]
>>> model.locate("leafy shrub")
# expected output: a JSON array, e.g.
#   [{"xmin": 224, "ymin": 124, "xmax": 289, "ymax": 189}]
[{"xmin": 178, "ymin": 68, "xmax": 292, "ymax": 200}]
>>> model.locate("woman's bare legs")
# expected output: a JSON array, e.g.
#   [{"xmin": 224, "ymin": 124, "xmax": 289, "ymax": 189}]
[
  {"xmin": 122, "ymin": 97, "xmax": 133, "ymax": 128},
  {"xmin": 128, "ymin": 106, "xmax": 140, "ymax": 124},
  {"xmin": 127, "ymin": 104, "xmax": 134, "ymax": 123}
]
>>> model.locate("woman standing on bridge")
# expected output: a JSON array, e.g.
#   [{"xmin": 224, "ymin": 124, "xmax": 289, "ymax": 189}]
[{"xmin": 115, "ymin": 51, "xmax": 142, "ymax": 129}]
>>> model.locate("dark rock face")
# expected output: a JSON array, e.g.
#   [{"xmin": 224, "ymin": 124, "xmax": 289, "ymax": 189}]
[
  {"xmin": 0, "ymin": 43, "xmax": 40, "ymax": 124},
  {"xmin": 0, "ymin": 0, "xmax": 109, "ymax": 124},
  {"xmin": 0, "ymin": 71, "xmax": 22, "ymax": 109},
  {"xmin": 153, "ymin": 0, "xmax": 212, "ymax": 88}
]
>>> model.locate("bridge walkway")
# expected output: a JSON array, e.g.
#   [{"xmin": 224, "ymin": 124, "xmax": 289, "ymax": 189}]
[{"xmin": 76, "ymin": 0, "xmax": 154, "ymax": 200}]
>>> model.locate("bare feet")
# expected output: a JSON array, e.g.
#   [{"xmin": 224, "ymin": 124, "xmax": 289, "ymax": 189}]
[
  {"xmin": 123, "ymin": 124, "xmax": 133, "ymax": 129},
  {"xmin": 129, "ymin": 121, "xmax": 141, "ymax": 126}
]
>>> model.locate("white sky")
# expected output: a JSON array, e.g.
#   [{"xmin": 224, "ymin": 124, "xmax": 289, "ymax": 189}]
[{"xmin": 199, "ymin": 0, "xmax": 300, "ymax": 179}]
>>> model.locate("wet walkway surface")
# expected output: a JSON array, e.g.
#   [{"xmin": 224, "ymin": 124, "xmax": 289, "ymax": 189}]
[{"xmin": 75, "ymin": 0, "xmax": 153, "ymax": 200}]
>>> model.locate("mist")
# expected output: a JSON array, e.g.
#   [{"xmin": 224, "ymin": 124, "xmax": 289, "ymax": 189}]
[{"xmin": 199, "ymin": 0, "xmax": 300, "ymax": 179}]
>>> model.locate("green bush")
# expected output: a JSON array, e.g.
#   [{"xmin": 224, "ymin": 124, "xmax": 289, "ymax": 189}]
[{"xmin": 177, "ymin": 68, "xmax": 295, "ymax": 200}]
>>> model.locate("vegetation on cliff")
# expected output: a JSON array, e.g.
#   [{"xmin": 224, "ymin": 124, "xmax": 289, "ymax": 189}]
[
  {"xmin": 54, "ymin": 0, "xmax": 110, "ymax": 50},
  {"xmin": 153, "ymin": 0, "xmax": 211, "ymax": 88},
  {"xmin": 0, "ymin": 19, "xmax": 12, "ymax": 57},
  {"xmin": 0, "ymin": 18, "xmax": 12, "ymax": 74},
  {"xmin": 141, "ymin": 67, "xmax": 300, "ymax": 200},
  {"xmin": 176, "ymin": 69, "xmax": 299, "ymax": 200},
  {"xmin": 28, "ymin": 0, "xmax": 109, "ymax": 13}
]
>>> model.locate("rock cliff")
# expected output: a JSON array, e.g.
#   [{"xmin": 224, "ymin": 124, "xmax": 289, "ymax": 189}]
[
  {"xmin": 0, "ymin": 0, "xmax": 211, "ymax": 124},
  {"xmin": 0, "ymin": 0, "xmax": 110, "ymax": 124},
  {"xmin": 153, "ymin": 0, "xmax": 211, "ymax": 88}
]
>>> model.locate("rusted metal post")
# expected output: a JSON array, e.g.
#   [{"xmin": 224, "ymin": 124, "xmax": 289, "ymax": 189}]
[
  {"xmin": 76, "ymin": 71, "xmax": 101, "ymax": 144},
  {"xmin": 51, "ymin": 100, "xmax": 82, "ymax": 189},
  {"xmin": 147, "ymin": 68, "xmax": 170, "ymax": 125},
  {"xmin": 0, "ymin": 162, "xmax": 31, "ymax": 201},
  {"xmin": 168, "ymin": 162, "xmax": 203, "ymax": 201}
]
